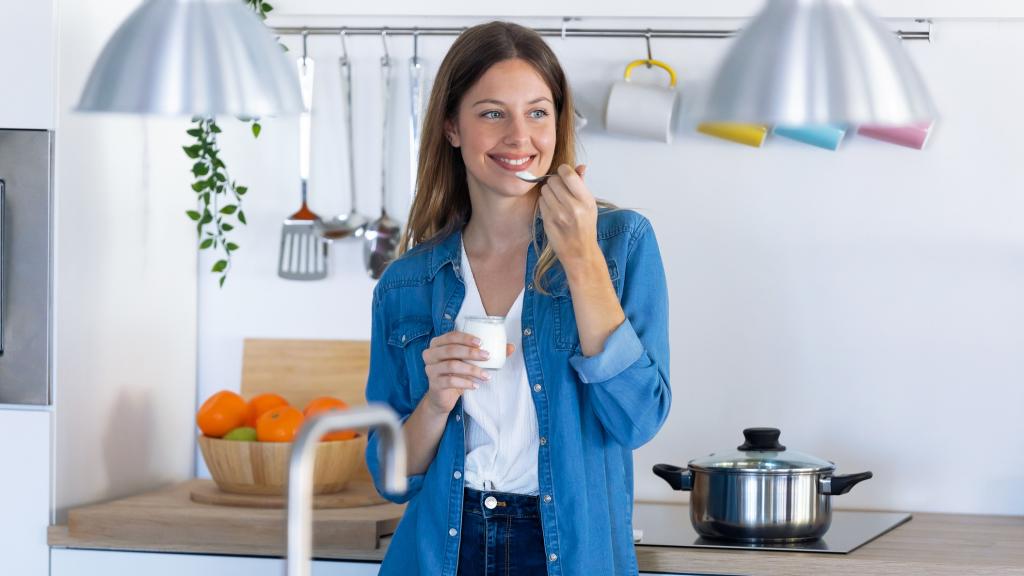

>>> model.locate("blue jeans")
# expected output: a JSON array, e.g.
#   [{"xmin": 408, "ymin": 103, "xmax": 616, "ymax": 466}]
[{"xmin": 457, "ymin": 487, "xmax": 547, "ymax": 576}]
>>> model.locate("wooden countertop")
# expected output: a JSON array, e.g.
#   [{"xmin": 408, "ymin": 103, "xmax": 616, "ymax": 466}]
[{"xmin": 49, "ymin": 482, "xmax": 1024, "ymax": 575}]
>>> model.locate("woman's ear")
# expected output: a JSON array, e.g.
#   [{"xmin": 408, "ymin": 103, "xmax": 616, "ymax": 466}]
[{"xmin": 443, "ymin": 118, "xmax": 461, "ymax": 148}]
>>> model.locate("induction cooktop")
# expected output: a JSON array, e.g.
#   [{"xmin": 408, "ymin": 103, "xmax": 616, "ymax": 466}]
[{"xmin": 632, "ymin": 502, "xmax": 912, "ymax": 554}]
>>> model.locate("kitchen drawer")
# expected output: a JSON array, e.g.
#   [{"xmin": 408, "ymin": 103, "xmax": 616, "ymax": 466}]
[
  {"xmin": 49, "ymin": 549, "xmax": 700, "ymax": 576},
  {"xmin": 51, "ymin": 549, "xmax": 381, "ymax": 576}
]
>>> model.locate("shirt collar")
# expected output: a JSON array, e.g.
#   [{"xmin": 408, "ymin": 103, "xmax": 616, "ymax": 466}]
[{"xmin": 426, "ymin": 227, "xmax": 464, "ymax": 280}]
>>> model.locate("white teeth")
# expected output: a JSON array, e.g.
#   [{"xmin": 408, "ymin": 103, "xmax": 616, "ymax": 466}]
[{"xmin": 495, "ymin": 156, "xmax": 531, "ymax": 166}]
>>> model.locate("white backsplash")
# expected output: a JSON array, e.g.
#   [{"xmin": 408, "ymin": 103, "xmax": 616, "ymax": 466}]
[{"xmin": 197, "ymin": 14, "xmax": 1024, "ymax": 516}]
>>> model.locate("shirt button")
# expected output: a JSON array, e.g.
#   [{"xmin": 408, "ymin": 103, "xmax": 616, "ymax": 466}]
[
  {"xmin": 455, "ymin": 414, "xmax": 461, "ymax": 421},
  {"xmin": 523, "ymin": 327, "xmax": 532, "ymax": 337},
  {"xmin": 449, "ymin": 528, "xmax": 458, "ymax": 537},
  {"xmin": 484, "ymin": 496, "xmax": 498, "ymax": 510},
  {"xmin": 543, "ymin": 494, "xmax": 552, "ymax": 503},
  {"xmin": 444, "ymin": 313, "xmax": 452, "ymax": 320},
  {"xmin": 533, "ymin": 384, "xmax": 542, "ymax": 392},
  {"xmin": 549, "ymin": 553, "xmax": 558, "ymax": 562},
  {"xmin": 539, "ymin": 437, "xmax": 547, "ymax": 446},
  {"xmin": 401, "ymin": 335, "xmax": 407, "ymax": 343},
  {"xmin": 528, "ymin": 283, "xmax": 534, "ymax": 290},
  {"xmin": 453, "ymin": 471, "xmax": 462, "ymax": 479}
]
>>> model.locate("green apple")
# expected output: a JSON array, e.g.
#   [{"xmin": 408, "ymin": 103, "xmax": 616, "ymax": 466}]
[{"xmin": 223, "ymin": 426, "xmax": 257, "ymax": 441}]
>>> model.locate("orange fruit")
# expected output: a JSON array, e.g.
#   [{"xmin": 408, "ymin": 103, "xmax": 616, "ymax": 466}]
[
  {"xmin": 196, "ymin": 390, "xmax": 248, "ymax": 438},
  {"xmin": 246, "ymin": 393, "xmax": 289, "ymax": 427},
  {"xmin": 303, "ymin": 396, "xmax": 357, "ymax": 441},
  {"xmin": 256, "ymin": 406, "xmax": 305, "ymax": 442}
]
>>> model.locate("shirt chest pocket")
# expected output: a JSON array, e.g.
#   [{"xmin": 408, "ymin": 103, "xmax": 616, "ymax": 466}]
[
  {"xmin": 549, "ymin": 257, "xmax": 619, "ymax": 352},
  {"xmin": 387, "ymin": 317, "xmax": 434, "ymax": 399}
]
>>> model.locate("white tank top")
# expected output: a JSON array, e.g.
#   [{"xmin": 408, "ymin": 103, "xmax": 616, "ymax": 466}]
[{"xmin": 456, "ymin": 241, "xmax": 539, "ymax": 495}]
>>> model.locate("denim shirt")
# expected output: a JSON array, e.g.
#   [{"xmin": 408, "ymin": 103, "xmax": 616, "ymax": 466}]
[{"xmin": 365, "ymin": 208, "xmax": 671, "ymax": 576}]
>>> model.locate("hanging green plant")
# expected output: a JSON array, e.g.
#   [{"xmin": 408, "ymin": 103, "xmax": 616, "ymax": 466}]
[
  {"xmin": 183, "ymin": 0, "xmax": 275, "ymax": 287},
  {"xmin": 184, "ymin": 119, "xmax": 248, "ymax": 288}
]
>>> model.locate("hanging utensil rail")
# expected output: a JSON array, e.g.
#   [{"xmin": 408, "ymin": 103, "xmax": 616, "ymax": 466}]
[{"xmin": 270, "ymin": 23, "xmax": 931, "ymax": 42}]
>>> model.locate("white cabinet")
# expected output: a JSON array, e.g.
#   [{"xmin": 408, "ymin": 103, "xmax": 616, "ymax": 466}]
[
  {"xmin": 0, "ymin": 0, "xmax": 55, "ymax": 129},
  {"xmin": 0, "ymin": 407, "xmax": 51, "ymax": 576},
  {"xmin": 49, "ymin": 550, "xmax": 696, "ymax": 575},
  {"xmin": 51, "ymin": 549, "xmax": 381, "ymax": 575}
]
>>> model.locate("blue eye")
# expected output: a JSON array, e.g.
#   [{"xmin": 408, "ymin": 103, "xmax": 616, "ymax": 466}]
[
  {"xmin": 482, "ymin": 111, "xmax": 502, "ymax": 119},
  {"xmin": 531, "ymin": 110, "xmax": 550, "ymax": 119}
]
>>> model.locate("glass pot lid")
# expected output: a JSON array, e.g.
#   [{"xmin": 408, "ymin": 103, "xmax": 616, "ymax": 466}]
[{"xmin": 689, "ymin": 428, "xmax": 835, "ymax": 473}]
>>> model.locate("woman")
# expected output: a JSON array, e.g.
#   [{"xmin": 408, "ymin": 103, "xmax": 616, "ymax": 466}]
[{"xmin": 365, "ymin": 21, "xmax": 671, "ymax": 576}]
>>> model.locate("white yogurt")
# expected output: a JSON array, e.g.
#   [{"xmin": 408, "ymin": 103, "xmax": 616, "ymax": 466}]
[{"xmin": 461, "ymin": 315, "xmax": 507, "ymax": 370}]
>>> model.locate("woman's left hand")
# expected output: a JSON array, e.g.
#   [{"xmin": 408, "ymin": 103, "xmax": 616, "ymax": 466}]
[{"xmin": 538, "ymin": 163, "xmax": 600, "ymax": 268}]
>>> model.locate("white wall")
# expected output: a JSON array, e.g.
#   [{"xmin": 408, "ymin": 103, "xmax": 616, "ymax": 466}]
[
  {"xmin": 52, "ymin": 0, "xmax": 198, "ymax": 520},
  {"xmin": 198, "ymin": 12, "xmax": 1024, "ymax": 515}
]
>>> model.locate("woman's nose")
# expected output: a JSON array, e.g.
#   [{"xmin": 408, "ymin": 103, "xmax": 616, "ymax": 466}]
[{"xmin": 503, "ymin": 116, "xmax": 531, "ymax": 145}]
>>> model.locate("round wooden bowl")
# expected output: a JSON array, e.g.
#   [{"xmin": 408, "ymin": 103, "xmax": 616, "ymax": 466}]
[{"xmin": 197, "ymin": 434, "xmax": 366, "ymax": 496}]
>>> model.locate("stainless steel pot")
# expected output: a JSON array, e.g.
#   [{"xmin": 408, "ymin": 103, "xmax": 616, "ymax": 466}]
[{"xmin": 653, "ymin": 428, "xmax": 872, "ymax": 543}]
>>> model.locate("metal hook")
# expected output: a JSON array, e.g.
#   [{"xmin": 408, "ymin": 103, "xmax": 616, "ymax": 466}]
[
  {"xmin": 562, "ymin": 17, "xmax": 569, "ymax": 41},
  {"xmin": 918, "ymin": 18, "xmax": 933, "ymax": 44},
  {"xmin": 381, "ymin": 28, "xmax": 390, "ymax": 65},
  {"xmin": 301, "ymin": 29, "xmax": 310, "ymax": 72},
  {"xmin": 645, "ymin": 29, "xmax": 653, "ymax": 69},
  {"xmin": 413, "ymin": 28, "xmax": 420, "ymax": 64},
  {"xmin": 339, "ymin": 28, "xmax": 348, "ymax": 62}
]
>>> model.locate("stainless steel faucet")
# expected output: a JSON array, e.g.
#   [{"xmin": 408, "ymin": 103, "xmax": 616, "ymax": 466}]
[{"xmin": 285, "ymin": 404, "xmax": 407, "ymax": 576}]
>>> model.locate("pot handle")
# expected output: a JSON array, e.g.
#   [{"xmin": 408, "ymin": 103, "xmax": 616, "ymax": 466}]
[
  {"xmin": 653, "ymin": 464, "xmax": 693, "ymax": 491},
  {"xmin": 825, "ymin": 471, "xmax": 873, "ymax": 495}
]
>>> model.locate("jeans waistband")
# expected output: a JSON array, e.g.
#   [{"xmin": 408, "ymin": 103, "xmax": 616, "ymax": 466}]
[{"xmin": 463, "ymin": 487, "xmax": 540, "ymax": 518}]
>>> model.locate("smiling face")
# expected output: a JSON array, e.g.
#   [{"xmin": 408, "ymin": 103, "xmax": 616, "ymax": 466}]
[{"xmin": 445, "ymin": 58, "xmax": 557, "ymax": 200}]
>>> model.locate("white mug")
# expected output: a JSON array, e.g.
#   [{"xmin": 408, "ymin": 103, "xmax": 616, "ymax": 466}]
[
  {"xmin": 460, "ymin": 316, "xmax": 507, "ymax": 370},
  {"xmin": 605, "ymin": 59, "xmax": 679, "ymax": 143}
]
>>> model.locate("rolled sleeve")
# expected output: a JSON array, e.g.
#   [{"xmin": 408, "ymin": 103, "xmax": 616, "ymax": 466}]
[
  {"xmin": 366, "ymin": 412, "xmax": 426, "ymax": 504},
  {"xmin": 569, "ymin": 316, "xmax": 645, "ymax": 384}
]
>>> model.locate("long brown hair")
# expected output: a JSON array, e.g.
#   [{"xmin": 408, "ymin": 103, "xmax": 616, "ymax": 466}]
[{"xmin": 399, "ymin": 21, "xmax": 578, "ymax": 292}]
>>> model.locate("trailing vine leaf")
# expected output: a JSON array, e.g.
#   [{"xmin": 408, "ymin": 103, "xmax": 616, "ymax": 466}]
[{"xmin": 184, "ymin": 118, "xmax": 247, "ymax": 287}]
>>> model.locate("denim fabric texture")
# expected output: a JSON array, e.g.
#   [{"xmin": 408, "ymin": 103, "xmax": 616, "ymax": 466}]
[
  {"xmin": 457, "ymin": 487, "xmax": 547, "ymax": 576},
  {"xmin": 365, "ymin": 208, "xmax": 672, "ymax": 576}
]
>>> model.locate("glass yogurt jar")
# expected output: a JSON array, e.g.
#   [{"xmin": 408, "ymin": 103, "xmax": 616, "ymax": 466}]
[{"xmin": 460, "ymin": 315, "xmax": 508, "ymax": 370}]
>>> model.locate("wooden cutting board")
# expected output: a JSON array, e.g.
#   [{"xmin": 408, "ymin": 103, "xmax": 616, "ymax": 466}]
[
  {"xmin": 67, "ymin": 479, "xmax": 404, "ymax": 551},
  {"xmin": 240, "ymin": 338, "xmax": 374, "ymax": 482}
]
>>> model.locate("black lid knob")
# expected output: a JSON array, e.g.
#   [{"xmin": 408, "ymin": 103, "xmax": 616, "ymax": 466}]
[{"xmin": 738, "ymin": 427, "xmax": 786, "ymax": 452}]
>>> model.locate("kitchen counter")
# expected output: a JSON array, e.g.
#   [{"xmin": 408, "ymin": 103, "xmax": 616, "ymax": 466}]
[{"xmin": 49, "ymin": 482, "xmax": 1024, "ymax": 575}]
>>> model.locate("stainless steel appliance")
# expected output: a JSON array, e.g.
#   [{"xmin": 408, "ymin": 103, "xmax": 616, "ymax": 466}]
[
  {"xmin": 654, "ymin": 428, "xmax": 873, "ymax": 542},
  {"xmin": 0, "ymin": 129, "xmax": 53, "ymax": 405}
]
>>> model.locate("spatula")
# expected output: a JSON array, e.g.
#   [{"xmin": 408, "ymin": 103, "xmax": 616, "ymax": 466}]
[{"xmin": 278, "ymin": 43, "xmax": 329, "ymax": 281}]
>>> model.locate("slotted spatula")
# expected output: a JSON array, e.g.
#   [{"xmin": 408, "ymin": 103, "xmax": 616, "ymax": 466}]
[{"xmin": 278, "ymin": 45, "xmax": 329, "ymax": 281}]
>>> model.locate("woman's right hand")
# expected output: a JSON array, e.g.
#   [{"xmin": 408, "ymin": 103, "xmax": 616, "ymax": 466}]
[{"xmin": 421, "ymin": 331, "xmax": 510, "ymax": 415}]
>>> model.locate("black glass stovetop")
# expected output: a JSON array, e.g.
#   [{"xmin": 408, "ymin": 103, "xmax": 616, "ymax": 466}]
[{"xmin": 633, "ymin": 502, "xmax": 911, "ymax": 554}]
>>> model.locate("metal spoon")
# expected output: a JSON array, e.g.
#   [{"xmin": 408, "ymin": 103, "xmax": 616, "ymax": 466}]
[
  {"xmin": 364, "ymin": 31, "xmax": 401, "ymax": 279},
  {"xmin": 317, "ymin": 30, "xmax": 368, "ymax": 240},
  {"xmin": 515, "ymin": 170, "xmax": 558, "ymax": 184}
]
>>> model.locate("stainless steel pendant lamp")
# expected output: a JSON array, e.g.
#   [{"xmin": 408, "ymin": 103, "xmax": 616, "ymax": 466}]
[
  {"xmin": 77, "ymin": 0, "xmax": 302, "ymax": 117},
  {"xmin": 703, "ymin": 0, "xmax": 936, "ymax": 125}
]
